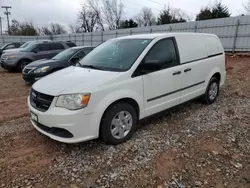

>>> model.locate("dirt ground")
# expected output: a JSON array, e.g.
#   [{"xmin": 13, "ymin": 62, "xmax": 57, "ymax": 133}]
[{"xmin": 0, "ymin": 56, "xmax": 249, "ymax": 188}]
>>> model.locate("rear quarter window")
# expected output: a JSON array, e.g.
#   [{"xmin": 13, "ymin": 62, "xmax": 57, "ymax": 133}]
[{"xmin": 50, "ymin": 43, "xmax": 65, "ymax": 50}]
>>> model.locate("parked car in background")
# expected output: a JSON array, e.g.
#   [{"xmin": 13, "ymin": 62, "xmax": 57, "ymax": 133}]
[
  {"xmin": 0, "ymin": 42, "xmax": 22, "ymax": 57},
  {"xmin": 28, "ymin": 33, "xmax": 226, "ymax": 145},
  {"xmin": 2, "ymin": 40, "xmax": 51, "ymax": 54},
  {"xmin": 0, "ymin": 41, "xmax": 73, "ymax": 72},
  {"xmin": 23, "ymin": 46, "xmax": 94, "ymax": 84}
]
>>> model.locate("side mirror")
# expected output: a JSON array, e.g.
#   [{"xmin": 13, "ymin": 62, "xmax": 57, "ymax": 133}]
[{"xmin": 141, "ymin": 59, "xmax": 164, "ymax": 71}]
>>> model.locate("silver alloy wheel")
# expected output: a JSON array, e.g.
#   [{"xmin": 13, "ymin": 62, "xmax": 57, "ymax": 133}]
[
  {"xmin": 110, "ymin": 111, "xmax": 133, "ymax": 139},
  {"xmin": 208, "ymin": 82, "xmax": 218, "ymax": 101}
]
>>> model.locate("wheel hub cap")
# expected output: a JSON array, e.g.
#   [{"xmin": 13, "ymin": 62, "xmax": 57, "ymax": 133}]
[
  {"xmin": 110, "ymin": 111, "xmax": 133, "ymax": 139},
  {"xmin": 209, "ymin": 82, "xmax": 218, "ymax": 100}
]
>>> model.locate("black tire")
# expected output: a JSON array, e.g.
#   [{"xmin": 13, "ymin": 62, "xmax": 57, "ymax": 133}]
[
  {"xmin": 203, "ymin": 77, "xmax": 220, "ymax": 104},
  {"xmin": 17, "ymin": 59, "xmax": 31, "ymax": 72},
  {"xmin": 100, "ymin": 102, "xmax": 137, "ymax": 145}
]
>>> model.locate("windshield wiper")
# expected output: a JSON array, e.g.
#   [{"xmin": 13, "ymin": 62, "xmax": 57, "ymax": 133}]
[{"xmin": 80, "ymin": 64, "xmax": 107, "ymax": 71}]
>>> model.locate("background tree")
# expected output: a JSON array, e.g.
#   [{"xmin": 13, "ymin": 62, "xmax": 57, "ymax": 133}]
[
  {"xmin": 78, "ymin": 4, "xmax": 99, "ymax": 32},
  {"xmin": 196, "ymin": 7, "xmax": 212, "ymax": 20},
  {"xmin": 157, "ymin": 5, "xmax": 187, "ymax": 25},
  {"xmin": 39, "ymin": 23, "xmax": 67, "ymax": 35},
  {"xmin": 243, "ymin": 0, "xmax": 250, "ymax": 14},
  {"xmin": 49, "ymin": 22, "xmax": 67, "ymax": 35},
  {"xmin": 136, "ymin": 8, "xmax": 156, "ymax": 27},
  {"xmin": 102, "ymin": 0, "xmax": 124, "ymax": 30},
  {"xmin": 68, "ymin": 23, "xmax": 82, "ymax": 33},
  {"xmin": 119, "ymin": 19, "xmax": 138, "ymax": 29},
  {"xmin": 196, "ymin": 2, "xmax": 230, "ymax": 21},
  {"xmin": 211, "ymin": 2, "xmax": 231, "ymax": 18},
  {"xmin": 10, "ymin": 19, "xmax": 38, "ymax": 36}
]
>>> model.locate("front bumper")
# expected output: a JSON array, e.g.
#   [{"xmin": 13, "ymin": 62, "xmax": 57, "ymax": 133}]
[
  {"xmin": 0, "ymin": 59, "xmax": 17, "ymax": 70},
  {"xmin": 23, "ymin": 73, "xmax": 42, "ymax": 84},
  {"xmin": 28, "ymin": 96, "xmax": 99, "ymax": 143}
]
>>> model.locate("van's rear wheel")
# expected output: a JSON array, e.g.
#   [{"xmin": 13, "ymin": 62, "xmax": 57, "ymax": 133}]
[
  {"xmin": 203, "ymin": 77, "xmax": 219, "ymax": 104},
  {"xmin": 100, "ymin": 102, "xmax": 137, "ymax": 145}
]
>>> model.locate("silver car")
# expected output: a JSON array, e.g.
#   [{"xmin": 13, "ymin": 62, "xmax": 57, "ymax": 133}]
[{"xmin": 0, "ymin": 41, "xmax": 71, "ymax": 72}]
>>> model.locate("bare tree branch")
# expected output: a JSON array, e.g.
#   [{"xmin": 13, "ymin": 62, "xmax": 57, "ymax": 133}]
[
  {"xmin": 136, "ymin": 7, "xmax": 156, "ymax": 27},
  {"xmin": 102, "ymin": 0, "xmax": 124, "ymax": 30}
]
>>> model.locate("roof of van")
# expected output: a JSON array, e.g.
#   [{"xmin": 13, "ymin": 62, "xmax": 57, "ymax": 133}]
[{"xmin": 115, "ymin": 32, "xmax": 216, "ymax": 40}]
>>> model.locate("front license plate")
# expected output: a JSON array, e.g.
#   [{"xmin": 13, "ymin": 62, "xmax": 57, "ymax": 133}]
[{"xmin": 30, "ymin": 111, "xmax": 38, "ymax": 122}]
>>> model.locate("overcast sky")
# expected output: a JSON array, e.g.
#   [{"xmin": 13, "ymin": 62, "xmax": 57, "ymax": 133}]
[{"xmin": 0, "ymin": 0, "xmax": 245, "ymax": 31}]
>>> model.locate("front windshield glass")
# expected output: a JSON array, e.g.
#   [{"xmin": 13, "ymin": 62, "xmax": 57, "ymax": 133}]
[
  {"xmin": 21, "ymin": 43, "xmax": 38, "ymax": 52},
  {"xmin": 20, "ymin": 42, "xmax": 31, "ymax": 48},
  {"xmin": 79, "ymin": 39, "xmax": 152, "ymax": 71},
  {"xmin": 0, "ymin": 44, "xmax": 8, "ymax": 50},
  {"xmin": 52, "ymin": 48, "xmax": 79, "ymax": 61}
]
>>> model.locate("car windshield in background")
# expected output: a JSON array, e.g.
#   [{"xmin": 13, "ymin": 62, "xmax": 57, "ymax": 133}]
[
  {"xmin": 79, "ymin": 39, "xmax": 152, "ymax": 71},
  {"xmin": 20, "ymin": 42, "xmax": 31, "ymax": 48},
  {"xmin": 21, "ymin": 43, "xmax": 38, "ymax": 52},
  {"xmin": 52, "ymin": 48, "xmax": 79, "ymax": 61},
  {"xmin": 0, "ymin": 44, "xmax": 8, "ymax": 50}
]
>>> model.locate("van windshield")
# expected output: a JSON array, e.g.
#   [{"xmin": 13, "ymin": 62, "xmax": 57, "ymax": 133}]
[{"xmin": 79, "ymin": 39, "xmax": 152, "ymax": 71}]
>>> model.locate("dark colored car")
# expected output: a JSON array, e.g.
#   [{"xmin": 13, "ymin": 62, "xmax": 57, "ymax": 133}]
[
  {"xmin": 1, "ymin": 41, "xmax": 75, "ymax": 72},
  {"xmin": 22, "ymin": 46, "xmax": 94, "ymax": 84},
  {"xmin": 0, "ymin": 43, "xmax": 22, "ymax": 57}
]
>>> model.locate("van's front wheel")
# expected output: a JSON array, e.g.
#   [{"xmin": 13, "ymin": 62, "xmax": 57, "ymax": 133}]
[
  {"xmin": 203, "ymin": 77, "xmax": 220, "ymax": 104},
  {"xmin": 100, "ymin": 102, "xmax": 137, "ymax": 145}
]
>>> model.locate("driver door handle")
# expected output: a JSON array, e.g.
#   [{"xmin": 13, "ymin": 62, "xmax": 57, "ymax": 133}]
[
  {"xmin": 184, "ymin": 68, "xmax": 192, "ymax": 72},
  {"xmin": 173, "ymin": 71, "xmax": 181, "ymax": 75}
]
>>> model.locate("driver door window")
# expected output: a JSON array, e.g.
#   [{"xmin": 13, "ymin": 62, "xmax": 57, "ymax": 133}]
[
  {"xmin": 143, "ymin": 38, "xmax": 178, "ymax": 73},
  {"xmin": 36, "ymin": 44, "xmax": 50, "ymax": 52}
]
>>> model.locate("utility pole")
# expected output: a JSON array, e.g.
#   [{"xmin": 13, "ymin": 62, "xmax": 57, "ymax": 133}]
[
  {"xmin": 0, "ymin": 17, "xmax": 2, "ymax": 35},
  {"xmin": 1, "ymin": 6, "xmax": 11, "ymax": 35}
]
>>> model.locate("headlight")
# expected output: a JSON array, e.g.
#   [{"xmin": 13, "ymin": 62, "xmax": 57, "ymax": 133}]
[
  {"xmin": 7, "ymin": 55, "xmax": 16, "ymax": 59},
  {"xmin": 34, "ymin": 66, "xmax": 50, "ymax": 73},
  {"xmin": 56, "ymin": 93, "xmax": 91, "ymax": 110}
]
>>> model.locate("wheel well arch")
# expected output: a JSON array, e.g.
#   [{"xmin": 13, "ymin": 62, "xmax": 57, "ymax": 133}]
[
  {"xmin": 17, "ymin": 58, "xmax": 32, "ymax": 65},
  {"xmin": 212, "ymin": 72, "xmax": 221, "ymax": 83},
  {"xmin": 100, "ymin": 97, "xmax": 140, "ymax": 124}
]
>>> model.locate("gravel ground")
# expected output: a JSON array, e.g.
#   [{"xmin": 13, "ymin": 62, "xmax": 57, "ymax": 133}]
[{"xmin": 0, "ymin": 55, "xmax": 249, "ymax": 188}]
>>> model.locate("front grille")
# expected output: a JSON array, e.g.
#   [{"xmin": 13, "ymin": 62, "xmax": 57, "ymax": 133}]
[
  {"xmin": 0, "ymin": 57, "xmax": 7, "ymax": 65},
  {"xmin": 30, "ymin": 88, "xmax": 54, "ymax": 112},
  {"xmin": 23, "ymin": 67, "xmax": 34, "ymax": 74},
  {"xmin": 34, "ymin": 121, "xmax": 74, "ymax": 138}
]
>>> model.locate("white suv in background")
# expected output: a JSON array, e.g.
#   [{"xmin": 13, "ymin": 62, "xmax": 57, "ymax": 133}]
[{"xmin": 28, "ymin": 33, "xmax": 226, "ymax": 145}]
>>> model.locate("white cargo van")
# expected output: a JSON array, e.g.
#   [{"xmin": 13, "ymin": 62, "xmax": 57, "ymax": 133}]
[{"xmin": 28, "ymin": 33, "xmax": 226, "ymax": 144}]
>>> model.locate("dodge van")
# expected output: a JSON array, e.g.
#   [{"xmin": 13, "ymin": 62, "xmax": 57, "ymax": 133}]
[{"xmin": 28, "ymin": 33, "xmax": 226, "ymax": 145}]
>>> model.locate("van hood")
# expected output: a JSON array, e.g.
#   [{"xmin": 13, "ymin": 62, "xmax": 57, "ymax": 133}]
[{"xmin": 32, "ymin": 66, "xmax": 120, "ymax": 96}]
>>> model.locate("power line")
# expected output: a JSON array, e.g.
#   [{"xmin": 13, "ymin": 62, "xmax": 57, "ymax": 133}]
[
  {"xmin": 122, "ymin": 0, "xmax": 161, "ymax": 11},
  {"xmin": 1, "ymin": 6, "xmax": 11, "ymax": 35}
]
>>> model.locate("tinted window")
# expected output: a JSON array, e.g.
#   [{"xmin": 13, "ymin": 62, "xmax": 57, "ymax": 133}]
[
  {"xmin": 74, "ymin": 50, "xmax": 86, "ymax": 59},
  {"xmin": 36, "ymin": 44, "xmax": 50, "ymax": 52},
  {"xmin": 144, "ymin": 38, "xmax": 178, "ymax": 71},
  {"xmin": 65, "ymin": 42, "xmax": 76, "ymax": 47},
  {"xmin": 50, "ymin": 43, "xmax": 65, "ymax": 50},
  {"xmin": 52, "ymin": 48, "xmax": 79, "ymax": 61},
  {"xmin": 84, "ymin": 49, "xmax": 93, "ymax": 55}
]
